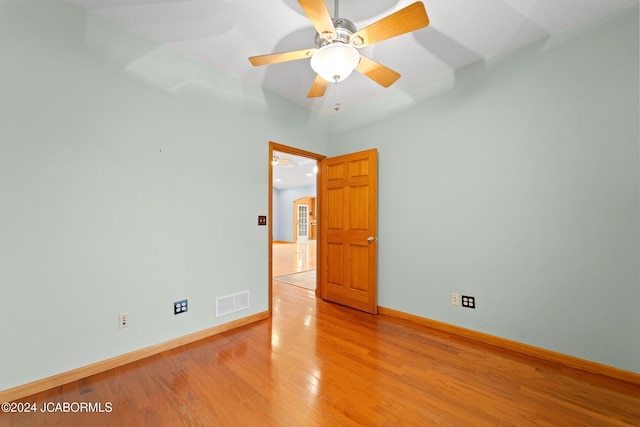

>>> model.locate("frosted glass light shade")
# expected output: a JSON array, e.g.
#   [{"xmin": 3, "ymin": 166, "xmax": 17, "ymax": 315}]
[{"xmin": 310, "ymin": 43, "xmax": 360, "ymax": 83}]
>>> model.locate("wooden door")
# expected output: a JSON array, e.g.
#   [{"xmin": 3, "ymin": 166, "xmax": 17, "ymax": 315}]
[{"xmin": 319, "ymin": 149, "xmax": 378, "ymax": 314}]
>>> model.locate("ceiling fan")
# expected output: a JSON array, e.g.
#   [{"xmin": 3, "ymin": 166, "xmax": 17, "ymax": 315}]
[
  {"xmin": 249, "ymin": 0, "xmax": 430, "ymax": 98},
  {"xmin": 272, "ymin": 154, "xmax": 292, "ymax": 166}
]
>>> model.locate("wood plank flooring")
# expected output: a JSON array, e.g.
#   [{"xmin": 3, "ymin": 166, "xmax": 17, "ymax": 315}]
[
  {"xmin": 272, "ymin": 242, "xmax": 317, "ymax": 290},
  {"xmin": 273, "ymin": 270, "xmax": 316, "ymax": 290},
  {"xmin": 272, "ymin": 242, "xmax": 316, "ymax": 277},
  {"xmin": 2, "ymin": 245, "xmax": 639, "ymax": 426}
]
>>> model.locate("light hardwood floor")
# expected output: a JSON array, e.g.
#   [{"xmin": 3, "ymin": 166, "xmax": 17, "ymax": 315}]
[
  {"xmin": 273, "ymin": 242, "xmax": 317, "ymax": 290},
  {"xmin": 2, "ymin": 244, "xmax": 639, "ymax": 426},
  {"xmin": 272, "ymin": 241, "xmax": 316, "ymax": 277}
]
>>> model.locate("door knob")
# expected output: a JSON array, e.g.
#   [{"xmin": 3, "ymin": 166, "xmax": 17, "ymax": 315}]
[{"xmin": 367, "ymin": 236, "xmax": 377, "ymax": 243}]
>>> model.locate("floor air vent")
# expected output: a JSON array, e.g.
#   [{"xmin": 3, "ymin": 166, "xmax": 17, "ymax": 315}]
[{"xmin": 215, "ymin": 290, "xmax": 250, "ymax": 317}]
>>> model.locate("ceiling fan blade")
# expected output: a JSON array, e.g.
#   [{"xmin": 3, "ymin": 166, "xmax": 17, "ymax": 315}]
[
  {"xmin": 249, "ymin": 48, "xmax": 316, "ymax": 66},
  {"xmin": 350, "ymin": 2, "xmax": 429, "ymax": 48},
  {"xmin": 298, "ymin": 0, "xmax": 336, "ymax": 40},
  {"xmin": 307, "ymin": 74, "xmax": 328, "ymax": 98},
  {"xmin": 355, "ymin": 55, "xmax": 401, "ymax": 88}
]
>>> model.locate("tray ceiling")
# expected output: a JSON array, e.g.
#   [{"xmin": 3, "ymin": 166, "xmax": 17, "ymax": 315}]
[{"xmin": 69, "ymin": 0, "xmax": 638, "ymax": 115}]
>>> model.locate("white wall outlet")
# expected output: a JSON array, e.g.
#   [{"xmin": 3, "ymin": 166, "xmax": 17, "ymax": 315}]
[
  {"xmin": 451, "ymin": 293, "xmax": 460, "ymax": 306},
  {"xmin": 118, "ymin": 313, "xmax": 129, "ymax": 329}
]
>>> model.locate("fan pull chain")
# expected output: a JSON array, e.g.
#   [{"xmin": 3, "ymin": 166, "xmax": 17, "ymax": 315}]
[{"xmin": 334, "ymin": 77, "xmax": 341, "ymax": 112}]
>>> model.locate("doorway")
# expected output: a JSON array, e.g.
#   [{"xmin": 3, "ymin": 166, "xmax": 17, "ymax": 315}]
[
  {"xmin": 269, "ymin": 142, "xmax": 325, "ymax": 315},
  {"xmin": 269, "ymin": 144, "xmax": 379, "ymax": 315}
]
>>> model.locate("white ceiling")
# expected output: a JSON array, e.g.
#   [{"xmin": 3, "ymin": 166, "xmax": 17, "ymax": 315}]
[
  {"xmin": 272, "ymin": 151, "xmax": 318, "ymax": 190},
  {"xmin": 69, "ymin": 0, "xmax": 638, "ymax": 115}
]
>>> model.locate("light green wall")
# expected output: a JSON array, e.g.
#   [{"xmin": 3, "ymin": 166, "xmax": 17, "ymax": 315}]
[
  {"xmin": 328, "ymin": 6, "xmax": 639, "ymax": 373},
  {"xmin": 0, "ymin": 1, "xmax": 327, "ymax": 391}
]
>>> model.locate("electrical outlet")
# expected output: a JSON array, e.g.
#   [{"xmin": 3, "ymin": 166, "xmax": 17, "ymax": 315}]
[
  {"xmin": 118, "ymin": 313, "xmax": 129, "ymax": 329},
  {"xmin": 462, "ymin": 295, "xmax": 476, "ymax": 309},
  {"xmin": 174, "ymin": 299, "xmax": 188, "ymax": 315},
  {"xmin": 451, "ymin": 293, "xmax": 460, "ymax": 306}
]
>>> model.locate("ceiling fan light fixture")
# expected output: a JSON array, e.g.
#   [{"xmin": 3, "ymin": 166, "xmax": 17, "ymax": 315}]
[{"xmin": 310, "ymin": 42, "xmax": 360, "ymax": 83}]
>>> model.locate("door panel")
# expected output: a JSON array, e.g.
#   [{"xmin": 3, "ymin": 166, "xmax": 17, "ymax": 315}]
[
  {"xmin": 320, "ymin": 149, "xmax": 378, "ymax": 314},
  {"xmin": 327, "ymin": 243, "xmax": 343, "ymax": 284},
  {"xmin": 349, "ymin": 245, "xmax": 369, "ymax": 292},
  {"xmin": 350, "ymin": 185, "xmax": 369, "ymax": 230},
  {"xmin": 327, "ymin": 188, "xmax": 344, "ymax": 228}
]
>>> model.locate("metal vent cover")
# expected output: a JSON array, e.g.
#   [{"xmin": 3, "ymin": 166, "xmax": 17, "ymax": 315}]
[{"xmin": 215, "ymin": 290, "xmax": 250, "ymax": 317}]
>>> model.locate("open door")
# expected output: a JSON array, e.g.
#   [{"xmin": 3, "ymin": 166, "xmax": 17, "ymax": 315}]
[{"xmin": 319, "ymin": 149, "xmax": 378, "ymax": 314}]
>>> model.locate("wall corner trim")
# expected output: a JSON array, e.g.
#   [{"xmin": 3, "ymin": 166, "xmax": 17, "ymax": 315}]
[
  {"xmin": 0, "ymin": 311, "xmax": 270, "ymax": 403},
  {"xmin": 377, "ymin": 306, "xmax": 640, "ymax": 386}
]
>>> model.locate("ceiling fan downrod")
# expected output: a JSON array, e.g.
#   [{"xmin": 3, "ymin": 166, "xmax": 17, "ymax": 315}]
[{"xmin": 334, "ymin": 79, "xmax": 341, "ymax": 112}]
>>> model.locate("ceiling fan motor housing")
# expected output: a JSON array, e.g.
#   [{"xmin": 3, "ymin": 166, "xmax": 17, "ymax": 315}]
[{"xmin": 314, "ymin": 18, "xmax": 357, "ymax": 48}]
